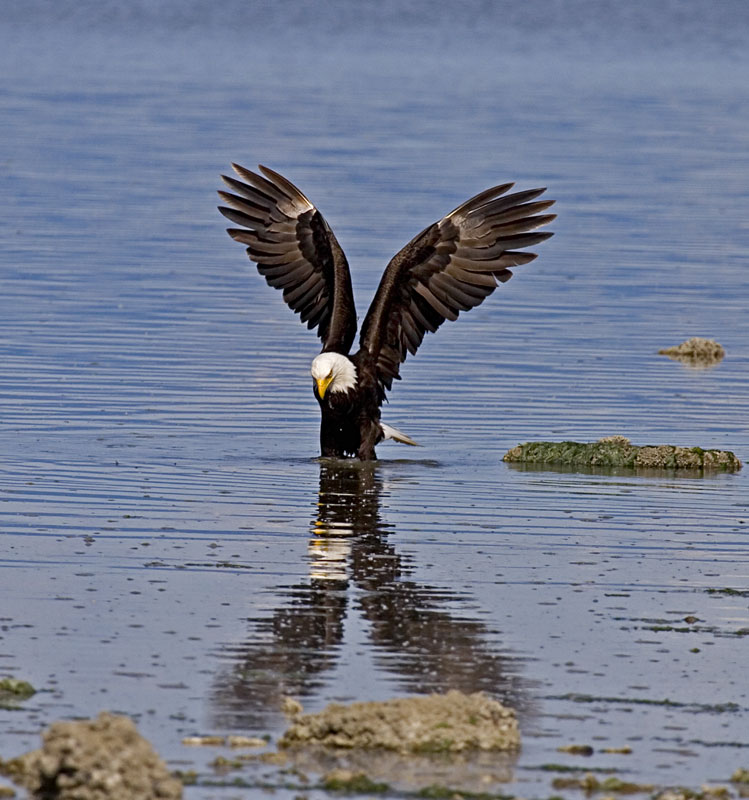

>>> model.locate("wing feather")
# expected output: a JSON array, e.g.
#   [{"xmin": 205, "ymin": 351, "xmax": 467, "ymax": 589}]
[
  {"xmin": 257, "ymin": 257, "xmax": 311, "ymax": 276},
  {"xmin": 414, "ymin": 283, "xmax": 459, "ymax": 321},
  {"xmin": 410, "ymin": 296, "xmax": 440, "ymax": 333},
  {"xmin": 429, "ymin": 273, "xmax": 476, "ymax": 310},
  {"xmin": 284, "ymin": 270, "xmax": 324, "ymax": 307},
  {"xmin": 218, "ymin": 164, "xmax": 357, "ymax": 353},
  {"xmin": 301, "ymin": 293, "xmax": 329, "ymax": 326},
  {"xmin": 359, "ymin": 182, "xmax": 555, "ymax": 392}
]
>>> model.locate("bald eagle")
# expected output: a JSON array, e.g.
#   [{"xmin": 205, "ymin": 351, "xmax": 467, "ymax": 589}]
[{"xmin": 218, "ymin": 164, "xmax": 554, "ymax": 460}]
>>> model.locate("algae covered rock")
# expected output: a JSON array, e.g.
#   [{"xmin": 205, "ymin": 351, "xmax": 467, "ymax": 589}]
[
  {"xmin": 0, "ymin": 712, "xmax": 182, "ymax": 800},
  {"xmin": 0, "ymin": 678, "xmax": 35, "ymax": 698},
  {"xmin": 659, "ymin": 337, "xmax": 725, "ymax": 367},
  {"xmin": 0, "ymin": 678, "xmax": 36, "ymax": 710},
  {"xmin": 503, "ymin": 436, "xmax": 741, "ymax": 471},
  {"xmin": 278, "ymin": 690, "xmax": 519, "ymax": 753}
]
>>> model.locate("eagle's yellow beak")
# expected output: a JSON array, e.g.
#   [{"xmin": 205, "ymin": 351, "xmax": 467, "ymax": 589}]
[{"xmin": 316, "ymin": 373, "xmax": 334, "ymax": 399}]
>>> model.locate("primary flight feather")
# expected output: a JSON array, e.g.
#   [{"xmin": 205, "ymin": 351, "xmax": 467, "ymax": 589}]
[{"xmin": 218, "ymin": 164, "xmax": 555, "ymax": 460}]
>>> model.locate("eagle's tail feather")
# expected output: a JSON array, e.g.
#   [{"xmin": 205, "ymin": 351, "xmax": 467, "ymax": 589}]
[{"xmin": 380, "ymin": 422, "xmax": 420, "ymax": 447}]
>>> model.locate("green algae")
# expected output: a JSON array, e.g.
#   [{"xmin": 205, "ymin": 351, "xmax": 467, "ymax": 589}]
[
  {"xmin": 503, "ymin": 436, "xmax": 742, "ymax": 471},
  {"xmin": 557, "ymin": 743, "xmax": 594, "ymax": 756},
  {"xmin": 547, "ymin": 693, "xmax": 740, "ymax": 713},
  {"xmin": 173, "ymin": 770, "xmax": 198, "ymax": 786},
  {"xmin": 322, "ymin": 770, "xmax": 390, "ymax": 793},
  {"xmin": 417, "ymin": 786, "xmax": 514, "ymax": 800},
  {"xmin": 552, "ymin": 772, "xmax": 654, "ymax": 793},
  {"xmin": 0, "ymin": 679, "xmax": 35, "ymax": 699},
  {"xmin": 535, "ymin": 763, "xmax": 618, "ymax": 774},
  {"xmin": 0, "ymin": 678, "xmax": 36, "ymax": 711}
]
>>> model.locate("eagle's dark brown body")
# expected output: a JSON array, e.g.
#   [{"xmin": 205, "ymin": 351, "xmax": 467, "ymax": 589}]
[{"xmin": 218, "ymin": 164, "xmax": 555, "ymax": 460}]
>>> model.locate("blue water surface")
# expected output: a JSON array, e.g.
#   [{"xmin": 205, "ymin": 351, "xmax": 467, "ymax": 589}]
[{"xmin": 1, "ymin": 1, "xmax": 748, "ymax": 796}]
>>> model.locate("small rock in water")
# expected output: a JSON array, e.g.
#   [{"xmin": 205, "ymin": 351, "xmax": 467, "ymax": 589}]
[
  {"xmin": 181, "ymin": 735, "xmax": 225, "ymax": 746},
  {"xmin": 279, "ymin": 690, "xmax": 519, "ymax": 753},
  {"xmin": 226, "ymin": 735, "xmax": 267, "ymax": 748},
  {"xmin": 281, "ymin": 696, "xmax": 304, "ymax": 717},
  {"xmin": 0, "ymin": 712, "xmax": 182, "ymax": 800},
  {"xmin": 658, "ymin": 337, "xmax": 725, "ymax": 367},
  {"xmin": 0, "ymin": 677, "xmax": 36, "ymax": 699},
  {"xmin": 557, "ymin": 743, "xmax": 594, "ymax": 756}
]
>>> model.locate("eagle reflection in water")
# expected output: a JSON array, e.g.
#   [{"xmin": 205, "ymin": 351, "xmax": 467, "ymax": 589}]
[{"xmin": 210, "ymin": 461, "xmax": 526, "ymax": 730}]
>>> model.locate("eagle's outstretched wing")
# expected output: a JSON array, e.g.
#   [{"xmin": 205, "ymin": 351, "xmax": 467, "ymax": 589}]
[
  {"xmin": 218, "ymin": 164, "xmax": 357, "ymax": 354},
  {"xmin": 359, "ymin": 182, "xmax": 555, "ymax": 392}
]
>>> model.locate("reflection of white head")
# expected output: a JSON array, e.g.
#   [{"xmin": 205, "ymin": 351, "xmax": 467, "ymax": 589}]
[
  {"xmin": 309, "ymin": 524, "xmax": 353, "ymax": 582},
  {"xmin": 310, "ymin": 353, "xmax": 357, "ymax": 398}
]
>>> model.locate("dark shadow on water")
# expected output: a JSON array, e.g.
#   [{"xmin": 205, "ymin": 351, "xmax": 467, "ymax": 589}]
[{"xmin": 210, "ymin": 460, "xmax": 526, "ymax": 730}]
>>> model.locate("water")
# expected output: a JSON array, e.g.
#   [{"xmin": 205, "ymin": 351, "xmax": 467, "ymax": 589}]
[{"xmin": 1, "ymin": 1, "xmax": 748, "ymax": 796}]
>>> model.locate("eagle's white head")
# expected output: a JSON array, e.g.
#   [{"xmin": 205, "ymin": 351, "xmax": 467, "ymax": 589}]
[{"xmin": 310, "ymin": 352, "xmax": 357, "ymax": 399}]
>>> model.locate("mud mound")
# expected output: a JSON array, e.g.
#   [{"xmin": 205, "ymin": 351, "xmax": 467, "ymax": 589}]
[
  {"xmin": 503, "ymin": 436, "xmax": 742, "ymax": 471},
  {"xmin": 279, "ymin": 690, "xmax": 519, "ymax": 753},
  {"xmin": 0, "ymin": 712, "xmax": 182, "ymax": 800},
  {"xmin": 659, "ymin": 337, "xmax": 725, "ymax": 367}
]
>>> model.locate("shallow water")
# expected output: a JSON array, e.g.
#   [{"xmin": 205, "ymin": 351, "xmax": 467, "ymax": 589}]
[{"xmin": 1, "ymin": 1, "xmax": 749, "ymax": 796}]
